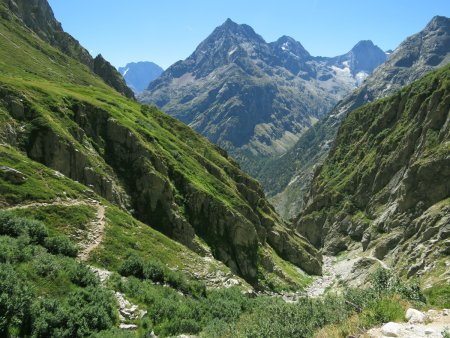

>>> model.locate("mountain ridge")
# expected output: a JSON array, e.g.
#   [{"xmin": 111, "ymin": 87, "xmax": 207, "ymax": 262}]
[
  {"xmin": 140, "ymin": 19, "xmax": 387, "ymax": 175},
  {"xmin": 118, "ymin": 61, "xmax": 163, "ymax": 94}
]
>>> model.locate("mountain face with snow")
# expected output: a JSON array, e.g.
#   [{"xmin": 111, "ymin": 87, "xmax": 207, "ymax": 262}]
[
  {"xmin": 119, "ymin": 61, "xmax": 163, "ymax": 94},
  {"xmin": 258, "ymin": 15, "xmax": 450, "ymax": 220},
  {"xmin": 138, "ymin": 19, "xmax": 386, "ymax": 175}
]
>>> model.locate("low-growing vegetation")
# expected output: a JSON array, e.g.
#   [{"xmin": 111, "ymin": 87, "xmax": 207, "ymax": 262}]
[{"xmin": 1, "ymin": 206, "xmax": 449, "ymax": 338}]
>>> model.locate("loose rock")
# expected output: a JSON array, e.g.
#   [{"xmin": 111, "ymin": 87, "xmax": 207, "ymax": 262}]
[
  {"xmin": 405, "ymin": 308, "xmax": 426, "ymax": 323},
  {"xmin": 382, "ymin": 322, "xmax": 402, "ymax": 337}
]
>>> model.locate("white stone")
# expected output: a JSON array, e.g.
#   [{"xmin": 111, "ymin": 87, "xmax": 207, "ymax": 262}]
[
  {"xmin": 382, "ymin": 322, "xmax": 402, "ymax": 337},
  {"xmin": 405, "ymin": 308, "xmax": 426, "ymax": 323},
  {"xmin": 119, "ymin": 323, "xmax": 138, "ymax": 330},
  {"xmin": 424, "ymin": 328, "xmax": 434, "ymax": 335}
]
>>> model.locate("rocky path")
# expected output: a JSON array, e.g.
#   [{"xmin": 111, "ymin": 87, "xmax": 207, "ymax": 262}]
[
  {"xmin": 367, "ymin": 308, "xmax": 450, "ymax": 337},
  {"xmin": 304, "ymin": 252, "xmax": 389, "ymax": 297},
  {"xmin": 4, "ymin": 198, "xmax": 106, "ymax": 261},
  {"xmin": 90, "ymin": 266, "xmax": 147, "ymax": 331}
]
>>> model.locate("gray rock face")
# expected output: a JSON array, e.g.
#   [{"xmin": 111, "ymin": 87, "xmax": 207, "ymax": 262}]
[
  {"xmin": 139, "ymin": 19, "xmax": 386, "ymax": 173},
  {"xmin": 0, "ymin": 166, "xmax": 26, "ymax": 184},
  {"xmin": 260, "ymin": 16, "xmax": 450, "ymax": 220},
  {"xmin": 118, "ymin": 61, "xmax": 163, "ymax": 94}
]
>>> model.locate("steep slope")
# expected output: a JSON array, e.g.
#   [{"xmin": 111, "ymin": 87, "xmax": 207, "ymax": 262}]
[
  {"xmin": 1, "ymin": 0, "xmax": 134, "ymax": 99},
  {"xmin": 0, "ymin": 0, "xmax": 320, "ymax": 288},
  {"xmin": 296, "ymin": 64, "xmax": 450, "ymax": 284},
  {"xmin": 260, "ymin": 16, "xmax": 450, "ymax": 219},
  {"xmin": 139, "ymin": 19, "xmax": 386, "ymax": 174},
  {"xmin": 119, "ymin": 61, "xmax": 164, "ymax": 94}
]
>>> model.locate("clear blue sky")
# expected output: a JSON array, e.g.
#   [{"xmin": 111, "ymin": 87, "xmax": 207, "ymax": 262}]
[{"xmin": 48, "ymin": 0, "xmax": 450, "ymax": 70}]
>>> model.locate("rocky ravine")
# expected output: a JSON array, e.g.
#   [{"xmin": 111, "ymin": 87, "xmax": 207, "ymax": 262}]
[{"xmin": 296, "ymin": 63, "xmax": 450, "ymax": 283}]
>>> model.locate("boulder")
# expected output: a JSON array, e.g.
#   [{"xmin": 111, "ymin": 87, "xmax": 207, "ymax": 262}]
[
  {"xmin": 0, "ymin": 166, "xmax": 26, "ymax": 184},
  {"xmin": 381, "ymin": 322, "xmax": 402, "ymax": 337},
  {"xmin": 119, "ymin": 323, "xmax": 138, "ymax": 330},
  {"xmin": 405, "ymin": 308, "xmax": 426, "ymax": 323},
  {"xmin": 9, "ymin": 99, "xmax": 25, "ymax": 119}
]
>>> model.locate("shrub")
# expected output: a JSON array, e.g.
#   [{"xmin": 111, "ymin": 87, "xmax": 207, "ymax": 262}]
[
  {"xmin": 0, "ymin": 264, "xmax": 33, "ymax": 337},
  {"xmin": 64, "ymin": 286, "xmax": 117, "ymax": 337},
  {"xmin": 30, "ymin": 286, "xmax": 117, "ymax": 338},
  {"xmin": 0, "ymin": 212, "xmax": 48, "ymax": 244},
  {"xmin": 25, "ymin": 219, "xmax": 48, "ymax": 244},
  {"xmin": 360, "ymin": 295, "xmax": 405, "ymax": 328},
  {"xmin": 68, "ymin": 263, "xmax": 99, "ymax": 287},
  {"xmin": 44, "ymin": 236, "xmax": 78, "ymax": 257},
  {"xmin": 118, "ymin": 254, "xmax": 144, "ymax": 278},
  {"xmin": 143, "ymin": 260, "xmax": 165, "ymax": 283},
  {"xmin": 32, "ymin": 252, "xmax": 61, "ymax": 278},
  {"xmin": 0, "ymin": 211, "xmax": 25, "ymax": 237}
]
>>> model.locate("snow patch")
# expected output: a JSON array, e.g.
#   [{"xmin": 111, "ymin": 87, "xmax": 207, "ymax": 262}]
[
  {"xmin": 288, "ymin": 175, "xmax": 300, "ymax": 187},
  {"xmin": 355, "ymin": 71, "xmax": 369, "ymax": 85},
  {"xmin": 228, "ymin": 47, "xmax": 238, "ymax": 56},
  {"xmin": 122, "ymin": 68, "xmax": 129, "ymax": 77}
]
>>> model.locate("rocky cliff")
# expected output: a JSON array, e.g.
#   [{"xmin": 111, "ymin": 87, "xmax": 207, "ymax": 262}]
[
  {"xmin": 296, "ymin": 64, "xmax": 450, "ymax": 283},
  {"xmin": 260, "ymin": 16, "xmax": 450, "ymax": 219},
  {"xmin": 1, "ymin": 0, "xmax": 135, "ymax": 99},
  {"xmin": 139, "ymin": 19, "xmax": 386, "ymax": 175},
  {"xmin": 0, "ymin": 0, "xmax": 320, "ymax": 287}
]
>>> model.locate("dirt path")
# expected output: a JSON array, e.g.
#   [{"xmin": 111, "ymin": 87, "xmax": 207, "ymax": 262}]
[{"xmin": 4, "ymin": 198, "xmax": 106, "ymax": 261}]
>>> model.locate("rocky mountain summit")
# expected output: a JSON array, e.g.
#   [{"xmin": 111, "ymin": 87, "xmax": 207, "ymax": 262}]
[
  {"xmin": 139, "ymin": 19, "xmax": 386, "ymax": 174},
  {"xmin": 259, "ymin": 16, "xmax": 450, "ymax": 220},
  {"xmin": 1, "ymin": 0, "xmax": 134, "ymax": 99},
  {"xmin": 119, "ymin": 61, "xmax": 164, "ymax": 94}
]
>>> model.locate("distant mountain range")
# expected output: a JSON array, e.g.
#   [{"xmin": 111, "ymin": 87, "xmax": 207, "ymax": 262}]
[
  {"xmin": 119, "ymin": 61, "xmax": 163, "ymax": 94},
  {"xmin": 258, "ymin": 15, "xmax": 450, "ymax": 219},
  {"xmin": 138, "ymin": 19, "xmax": 387, "ymax": 174}
]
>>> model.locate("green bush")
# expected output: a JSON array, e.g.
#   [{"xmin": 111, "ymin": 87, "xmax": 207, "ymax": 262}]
[
  {"xmin": 143, "ymin": 260, "xmax": 165, "ymax": 283},
  {"xmin": 44, "ymin": 236, "xmax": 78, "ymax": 257},
  {"xmin": 360, "ymin": 295, "xmax": 405, "ymax": 328},
  {"xmin": 33, "ymin": 252, "xmax": 61, "ymax": 278},
  {"xmin": 0, "ymin": 264, "xmax": 33, "ymax": 337},
  {"xmin": 0, "ymin": 211, "xmax": 27, "ymax": 237},
  {"xmin": 68, "ymin": 263, "xmax": 100, "ymax": 287},
  {"xmin": 424, "ymin": 284, "xmax": 450, "ymax": 308},
  {"xmin": 118, "ymin": 254, "xmax": 144, "ymax": 278},
  {"xmin": 30, "ymin": 286, "xmax": 117, "ymax": 338},
  {"xmin": 0, "ymin": 212, "xmax": 48, "ymax": 244}
]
